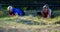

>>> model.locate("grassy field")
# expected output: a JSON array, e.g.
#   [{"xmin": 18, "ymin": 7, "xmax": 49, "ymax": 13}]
[
  {"xmin": 0, "ymin": 15, "xmax": 60, "ymax": 32},
  {"xmin": 0, "ymin": 10, "xmax": 60, "ymax": 32}
]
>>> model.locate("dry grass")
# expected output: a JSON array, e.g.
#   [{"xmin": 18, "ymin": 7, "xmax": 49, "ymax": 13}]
[
  {"xmin": 0, "ymin": 16, "xmax": 60, "ymax": 32},
  {"xmin": 0, "ymin": 16, "xmax": 60, "ymax": 26}
]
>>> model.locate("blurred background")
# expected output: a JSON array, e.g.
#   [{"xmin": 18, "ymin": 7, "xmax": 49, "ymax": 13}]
[
  {"xmin": 0, "ymin": 0, "xmax": 60, "ymax": 32},
  {"xmin": 0, "ymin": 0, "xmax": 60, "ymax": 16}
]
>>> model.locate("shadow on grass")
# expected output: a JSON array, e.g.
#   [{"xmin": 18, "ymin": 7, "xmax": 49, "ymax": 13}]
[
  {"xmin": 0, "ymin": 27, "xmax": 6, "ymax": 32},
  {"xmin": 52, "ymin": 11, "xmax": 60, "ymax": 18},
  {"xmin": 54, "ymin": 20, "xmax": 60, "ymax": 24},
  {"xmin": 0, "ymin": 16, "xmax": 9, "ymax": 18},
  {"xmin": 17, "ymin": 20, "xmax": 46, "ymax": 25}
]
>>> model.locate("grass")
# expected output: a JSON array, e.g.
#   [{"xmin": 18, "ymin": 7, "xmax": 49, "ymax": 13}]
[
  {"xmin": 0, "ymin": 16, "xmax": 60, "ymax": 32},
  {"xmin": 0, "ymin": 16, "xmax": 60, "ymax": 27},
  {"xmin": 0, "ymin": 10, "xmax": 60, "ymax": 32}
]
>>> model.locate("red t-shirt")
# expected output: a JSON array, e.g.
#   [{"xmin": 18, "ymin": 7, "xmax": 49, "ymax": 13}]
[{"xmin": 42, "ymin": 9, "xmax": 49, "ymax": 18}]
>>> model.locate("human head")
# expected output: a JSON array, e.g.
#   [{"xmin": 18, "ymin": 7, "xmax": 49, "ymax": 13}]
[
  {"xmin": 7, "ymin": 6, "xmax": 13, "ymax": 11},
  {"xmin": 43, "ymin": 4, "xmax": 49, "ymax": 9},
  {"xmin": 42, "ymin": 4, "xmax": 50, "ymax": 11}
]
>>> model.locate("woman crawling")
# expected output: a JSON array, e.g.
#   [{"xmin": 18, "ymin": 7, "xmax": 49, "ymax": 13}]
[
  {"xmin": 41, "ymin": 4, "xmax": 52, "ymax": 18},
  {"xmin": 7, "ymin": 6, "xmax": 25, "ymax": 16}
]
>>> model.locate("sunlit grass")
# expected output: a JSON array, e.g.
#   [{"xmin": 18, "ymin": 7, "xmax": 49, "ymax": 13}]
[{"xmin": 0, "ymin": 16, "xmax": 60, "ymax": 27}]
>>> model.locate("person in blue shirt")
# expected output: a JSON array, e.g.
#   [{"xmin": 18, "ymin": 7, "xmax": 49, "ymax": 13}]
[{"xmin": 7, "ymin": 6, "xmax": 25, "ymax": 16}]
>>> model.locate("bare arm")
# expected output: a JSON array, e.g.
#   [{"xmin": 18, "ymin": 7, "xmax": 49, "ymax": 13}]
[
  {"xmin": 47, "ymin": 9, "xmax": 52, "ymax": 18},
  {"xmin": 15, "ymin": 12, "xmax": 18, "ymax": 16}
]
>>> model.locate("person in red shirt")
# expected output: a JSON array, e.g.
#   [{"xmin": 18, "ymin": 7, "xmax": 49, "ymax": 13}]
[{"xmin": 41, "ymin": 4, "xmax": 52, "ymax": 18}]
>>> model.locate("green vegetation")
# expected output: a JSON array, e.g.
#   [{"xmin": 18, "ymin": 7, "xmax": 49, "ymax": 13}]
[
  {"xmin": 0, "ymin": 16, "xmax": 60, "ymax": 32},
  {"xmin": 0, "ymin": 10, "xmax": 60, "ymax": 32}
]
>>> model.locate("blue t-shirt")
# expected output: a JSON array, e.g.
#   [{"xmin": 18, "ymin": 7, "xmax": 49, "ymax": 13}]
[{"xmin": 12, "ymin": 8, "xmax": 24, "ymax": 16}]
